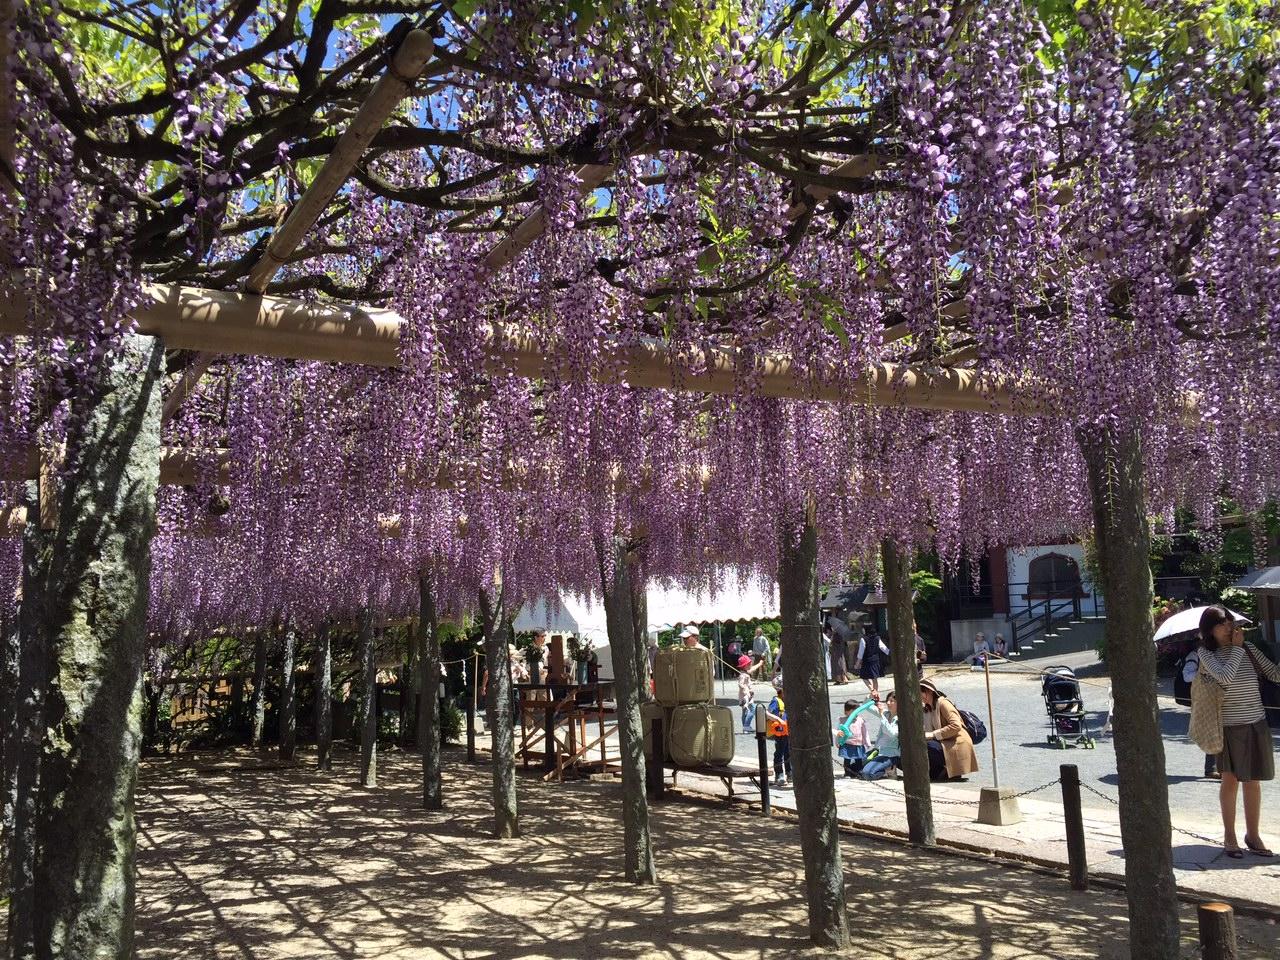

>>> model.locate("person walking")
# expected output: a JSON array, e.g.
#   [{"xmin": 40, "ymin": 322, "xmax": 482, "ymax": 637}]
[
  {"xmin": 861, "ymin": 692, "xmax": 901, "ymax": 780},
  {"xmin": 827, "ymin": 623, "xmax": 849, "ymax": 683},
  {"xmin": 831, "ymin": 614, "xmax": 858, "ymax": 677},
  {"xmin": 1195, "ymin": 605, "xmax": 1280, "ymax": 858},
  {"xmin": 737, "ymin": 654, "xmax": 761, "ymax": 734},
  {"xmin": 920, "ymin": 678, "xmax": 978, "ymax": 782},
  {"xmin": 765, "ymin": 682, "xmax": 791, "ymax": 787},
  {"xmin": 853, "ymin": 626, "xmax": 889, "ymax": 699}
]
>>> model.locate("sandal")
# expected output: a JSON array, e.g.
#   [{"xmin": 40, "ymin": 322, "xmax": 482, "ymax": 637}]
[
  {"xmin": 1244, "ymin": 838, "xmax": 1275, "ymax": 857},
  {"xmin": 1223, "ymin": 847, "xmax": 1245, "ymax": 860}
]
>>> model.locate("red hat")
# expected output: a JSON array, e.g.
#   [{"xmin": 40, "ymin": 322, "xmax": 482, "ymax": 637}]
[{"xmin": 737, "ymin": 654, "xmax": 752, "ymax": 669}]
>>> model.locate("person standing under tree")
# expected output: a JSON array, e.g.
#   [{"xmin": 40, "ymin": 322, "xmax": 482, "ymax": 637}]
[
  {"xmin": 827, "ymin": 623, "xmax": 848, "ymax": 683},
  {"xmin": 1195, "ymin": 606, "xmax": 1280, "ymax": 858},
  {"xmin": 751, "ymin": 625, "xmax": 772, "ymax": 673},
  {"xmin": 765, "ymin": 681, "xmax": 791, "ymax": 788}
]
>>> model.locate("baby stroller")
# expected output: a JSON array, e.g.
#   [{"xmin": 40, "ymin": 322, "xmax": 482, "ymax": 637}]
[{"xmin": 1041, "ymin": 666, "xmax": 1096, "ymax": 749}]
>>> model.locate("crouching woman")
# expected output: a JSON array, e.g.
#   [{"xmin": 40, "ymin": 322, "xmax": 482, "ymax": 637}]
[{"xmin": 920, "ymin": 678, "xmax": 979, "ymax": 782}]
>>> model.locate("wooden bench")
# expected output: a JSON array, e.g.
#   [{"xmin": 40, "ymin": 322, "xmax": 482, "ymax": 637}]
[{"xmin": 666, "ymin": 761, "xmax": 766, "ymax": 799}]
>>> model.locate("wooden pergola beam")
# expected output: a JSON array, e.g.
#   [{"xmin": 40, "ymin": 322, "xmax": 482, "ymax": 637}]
[
  {"xmin": 245, "ymin": 28, "xmax": 434, "ymax": 295},
  {"xmin": 161, "ymin": 27, "xmax": 433, "ymax": 426},
  {"xmin": 0, "ymin": 284, "xmax": 1031, "ymax": 414},
  {"xmin": 0, "ymin": 446, "xmax": 233, "ymax": 486}
]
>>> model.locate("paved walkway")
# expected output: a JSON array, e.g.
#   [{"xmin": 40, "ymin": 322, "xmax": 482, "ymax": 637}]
[
  {"xmin": 696, "ymin": 655, "xmax": 1280, "ymax": 916},
  {"xmin": 671, "ymin": 768, "xmax": 1280, "ymax": 915}
]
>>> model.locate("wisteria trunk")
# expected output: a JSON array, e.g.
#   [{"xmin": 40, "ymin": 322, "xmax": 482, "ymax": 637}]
[
  {"xmin": 598, "ymin": 536, "xmax": 657, "ymax": 884},
  {"xmin": 629, "ymin": 557, "xmax": 651, "ymax": 700},
  {"xmin": 401, "ymin": 617, "xmax": 419, "ymax": 750},
  {"xmin": 778, "ymin": 507, "xmax": 850, "ymax": 948},
  {"xmin": 478, "ymin": 584, "xmax": 518, "ymax": 839},
  {"xmin": 0, "ymin": 601, "xmax": 14, "ymax": 887},
  {"xmin": 1079, "ymin": 424, "xmax": 1179, "ymax": 960},
  {"xmin": 6, "ymin": 481, "xmax": 50, "ymax": 959},
  {"xmin": 314, "ymin": 621, "xmax": 332, "ymax": 771},
  {"xmin": 417, "ymin": 575, "xmax": 443, "ymax": 809},
  {"xmin": 249, "ymin": 632, "xmax": 268, "ymax": 749},
  {"xmin": 278, "ymin": 620, "xmax": 297, "ymax": 761},
  {"xmin": 358, "ymin": 608, "xmax": 377, "ymax": 787},
  {"xmin": 30, "ymin": 333, "xmax": 163, "ymax": 960},
  {"xmin": 881, "ymin": 538, "xmax": 934, "ymax": 846}
]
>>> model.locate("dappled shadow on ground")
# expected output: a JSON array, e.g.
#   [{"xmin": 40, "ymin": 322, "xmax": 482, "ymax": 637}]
[{"xmin": 134, "ymin": 745, "xmax": 1276, "ymax": 959}]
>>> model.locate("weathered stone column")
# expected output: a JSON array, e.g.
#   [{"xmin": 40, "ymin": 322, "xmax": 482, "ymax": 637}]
[{"xmin": 32, "ymin": 333, "xmax": 164, "ymax": 959}]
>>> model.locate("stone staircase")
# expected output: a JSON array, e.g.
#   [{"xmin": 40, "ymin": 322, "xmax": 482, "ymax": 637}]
[{"xmin": 1007, "ymin": 616, "xmax": 1106, "ymax": 661}]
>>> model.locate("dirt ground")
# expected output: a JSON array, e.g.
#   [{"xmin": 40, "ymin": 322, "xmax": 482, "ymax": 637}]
[{"xmin": 133, "ymin": 746, "xmax": 1277, "ymax": 959}]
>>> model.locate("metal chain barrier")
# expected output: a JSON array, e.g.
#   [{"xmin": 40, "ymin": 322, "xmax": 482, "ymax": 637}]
[
  {"xmin": 1078, "ymin": 782, "xmax": 1231, "ymax": 847},
  {"xmin": 864, "ymin": 776, "xmax": 1062, "ymax": 807}
]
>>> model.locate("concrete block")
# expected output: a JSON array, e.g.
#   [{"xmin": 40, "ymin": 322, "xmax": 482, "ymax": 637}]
[{"xmin": 977, "ymin": 786, "xmax": 1024, "ymax": 826}]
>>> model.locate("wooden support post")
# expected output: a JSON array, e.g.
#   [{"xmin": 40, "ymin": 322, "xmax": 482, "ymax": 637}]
[
  {"xmin": 465, "ymin": 688, "xmax": 476, "ymax": 763},
  {"xmin": 544, "ymin": 699, "xmax": 556, "ymax": 771},
  {"xmin": 1196, "ymin": 903, "xmax": 1237, "ymax": 960},
  {"xmin": 1060, "ymin": 763, "xmax": 1088, "ymax": 891}
]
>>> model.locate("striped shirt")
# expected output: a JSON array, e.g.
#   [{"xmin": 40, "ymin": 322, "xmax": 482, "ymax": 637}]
[{"xmin": 1198, "ymin": 643, "xmax": 1280, "ymax": 726}]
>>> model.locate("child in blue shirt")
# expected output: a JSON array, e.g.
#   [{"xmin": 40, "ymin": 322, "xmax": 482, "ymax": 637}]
[{"xmin": 765, "ymin": 682, "xmax": 791, "ymax": 787}]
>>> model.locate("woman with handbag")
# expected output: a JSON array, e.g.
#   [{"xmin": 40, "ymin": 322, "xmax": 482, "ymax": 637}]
[{"xmin": 1194, "ymin": 605, "xmax": 1280, "ymax": 859}]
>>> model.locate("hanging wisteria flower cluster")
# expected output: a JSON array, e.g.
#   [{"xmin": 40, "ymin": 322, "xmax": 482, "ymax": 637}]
[{"xmin": 3, "ymin": 1, "xmax": 1279, "ymax": 645}]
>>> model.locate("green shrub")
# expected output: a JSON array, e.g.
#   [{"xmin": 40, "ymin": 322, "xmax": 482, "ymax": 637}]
[{"xmin": 440, "ymin": 701, "xmax": 463, "ymax": 743}]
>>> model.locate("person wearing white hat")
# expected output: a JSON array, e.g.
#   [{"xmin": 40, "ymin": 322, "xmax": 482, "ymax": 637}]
[{"xmin": 680, "ymin": 624, "xmax": 707, "ymax": 650}]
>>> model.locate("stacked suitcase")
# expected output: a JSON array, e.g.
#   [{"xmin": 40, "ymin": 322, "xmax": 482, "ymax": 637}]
[{"xmin": 646, "ymin": 646, "xmax": 734, "ymax": 767}]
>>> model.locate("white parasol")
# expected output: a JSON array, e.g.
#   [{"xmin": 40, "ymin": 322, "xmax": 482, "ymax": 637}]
[{"xmin": 1153, "ymin": 605, "xmax": 1251, "ymax": 642}]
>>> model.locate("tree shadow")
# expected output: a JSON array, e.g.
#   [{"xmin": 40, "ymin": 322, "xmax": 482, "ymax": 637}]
[{"xmin": 126, "ymin": 746, "xmax": 1277, "ymax": 960}]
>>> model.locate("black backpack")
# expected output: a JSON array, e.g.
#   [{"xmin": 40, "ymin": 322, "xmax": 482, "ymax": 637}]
[
  {"xmin": 958, "ymin": 708, "xmax": 987, "ymax": 745},
  {"xmin": 1174, "ymin": 652, "xmax": 1196, "ymax": 707}
]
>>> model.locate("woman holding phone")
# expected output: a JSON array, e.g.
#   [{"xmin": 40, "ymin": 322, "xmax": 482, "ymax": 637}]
[{"xmin": 1196, "ymin": 605, "xmax": 1280, "ymax": 858}]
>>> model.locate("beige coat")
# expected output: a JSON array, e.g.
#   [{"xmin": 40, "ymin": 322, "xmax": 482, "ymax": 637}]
[{"xmin": 925, "ymin": 696, "xmax": 979, "ymax": 778}]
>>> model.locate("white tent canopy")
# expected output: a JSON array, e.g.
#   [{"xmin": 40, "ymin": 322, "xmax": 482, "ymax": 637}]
[
  {"xmin": 513, "ymin": 576, "xmax": 779, "ymax": 678},
  {"xmin": 644, "ymin": 579, "xmax": 779, "ymax": 634}
]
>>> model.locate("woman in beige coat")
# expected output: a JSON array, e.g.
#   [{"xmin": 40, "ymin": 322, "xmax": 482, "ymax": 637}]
[{"xmin": 921, "ymin": 678, "xmax": 979, "ymax": 781}]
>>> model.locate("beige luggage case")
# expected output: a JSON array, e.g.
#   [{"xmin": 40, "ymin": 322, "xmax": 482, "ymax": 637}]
[
  {"xmin": 640, "ymin": 701, "xmax": 672, "ymax": 762},
  {"xmin": 653, "ymin": 647, "xmax": 714, "ymax": 706},
  {"xmin": 668, "ymin": 703, "xmax": 735, "ymax": 767}
]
